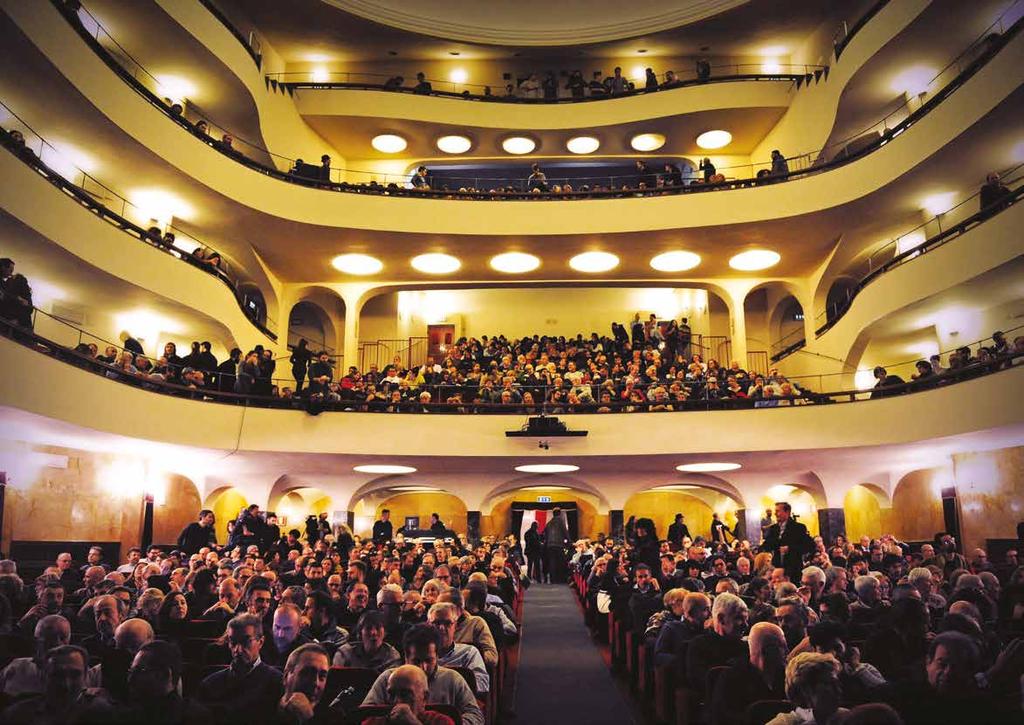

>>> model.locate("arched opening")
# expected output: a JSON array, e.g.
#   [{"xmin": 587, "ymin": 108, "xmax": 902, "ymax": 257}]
[
  {"xmin": 270, "ymin": 487, "xmax": 335, "ymax": 533},
  {"xmin": 842, "ymin": 484, "xmax": 891, "ymax": 541},
  {"xmin": 289, "ymin": 300, "xmax": 333, "ymax": 354},
  {"xmin": 770, "ymin": 295, "xmax": 805, "ymax": 356},
  {"xmin": 891, "ymin": 469, "xmax": 945, "ymax": 542},
  {"xmin": 825, "ymin": 277, "xmax": 857, "ymax": 323},
  {"xmin": 760, "ymin": 484, "xmax": 820, "ymax": 537},
  {"xmin": 203, "ymin": 487, "xmax": 249, "ymax": 544},
  {"xmin": 153, "ymin": 473, "xmax": 202, "ymax": 547},
  {"xmin": 482, "ymin": 486, "xmax": 603, "ymax": 541},
  {"xmin": 625, "ymin": 486, "xmax": 742, "ymax": 542},
  {"xmin": 352, "ymin": 491, "xmax": 468, "ymax": 538}
]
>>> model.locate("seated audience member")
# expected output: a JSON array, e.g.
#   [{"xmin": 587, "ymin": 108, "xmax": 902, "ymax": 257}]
[
  {"xmin": 413, "ymin": 72, "xmax": 432, "ymax": 94},
  {"xmin": 438, "ymin": 588, "xmax": 498, "ymax": 668},
  {"xmin": 90, "ymin": 617, "xmax": 155, "ymax": 698},
  {"xmin": 303, "ymin": 589, "xmax": 348, "ymax": 649},
  {"xmin": 0, "ymin": 645, "xmax": 94, "ymax": 724},
  {"xmin": 0, "ymin": 613, "xmax": 70, "ymax": 696},
  {"xmin": 427, "ymin": 602, "xmax": 489, "ymax": 693},
  {"xmin": 849, "ymin": 574, "xmax": 889, "ymax": 627},
  {"xmin": 199, "ymin": 613, "xmax": 284, "ymax": 723},
  {"xmin": 333, "ymin": 610, "xmax": 402, "ymax": 672},
  {"xmin": 362, "ymin": 624, "xmax": 484, "ymax": 725},
  {"xmin": 685, "ymin": 592, "xmax": 749, "ymax": 693},
  {"xmin": 82, "ymin": 594, "xmax": 125, "ymax": 657},
  {"xmin": 274, "ymin": 643, "xmax": 332, "ymax": 723},
  {"xmin": 17, "ymin": 579, "xmax": 68, "ymax": 634},
  {"xmin": 263, "ymin": 602, "xmax": 313, "ymax": 666},
  {"xmin": 710, "ymin": 622, "xmax": 788, "ymax": 725},
  {"xmin": 627, "ymin": 563, "xmax": 663, "ymax": 635},
  {"xmin": 767, "ymin": 652, "xmax": 847, "ymax": 725},
  {"xmin": 360, "ymin": 664, "xmax": 455, "ymax": 725}
]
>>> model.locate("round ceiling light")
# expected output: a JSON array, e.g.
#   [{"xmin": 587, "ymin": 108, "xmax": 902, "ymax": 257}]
[
  {"xmin": 676, "ymin": 462, "xmax": 742, "ymax": 472},
  {"xmin": 353, "ymin": 465, "xmax": 417, "ymax": 474},
  {"xmin": 630, "ymin": 133, "xmax": 666, "ymax": 152},
  {"xmin": 650, "ymin": 250, "xmax": 701, "ymax": 272},
  {"xmin": 696, "ymin": 130, "xmax": 732, "ymax": 149},
  {"xmin": 502, "ymin": 136, "xmax": 536, "ymax": 155},
  {"xmin": 490, "ymin": 252, "xmax": 540, "ymax": 274},
  {"xmin": 729, "ymin": 249, "xmax": 781, "ymax": 271},
  {"xmin": 449, "ymin": 68, "xmax": 468, "ymax": 84},
  {"xmin": 331, "ymin": 253, "xmax": 383, "ymax": 275},
  {"xmin": 371, "ymin": 134, "xmax": 407, "ymax": 153},
  {"xmin": 570, "ymin": 251, "xmax": 619, "ymax": 273},
  {"xmin": 411, "ymin": 253, "xmax": 461, "ymax": 274},
  {"xmin": 436, "ymin": 135, "xmax": 472, "ymax": 154},
  {"xmin": 566, "ymin": 136, "xmax": 600, "ymax": 154},
  {"xmin": 390, "ymin": 485, "xmax": 441, "ymax": 492},
  {"xmin": 515, "ymin": 464, "xmax": 580, "ymax": 474}
]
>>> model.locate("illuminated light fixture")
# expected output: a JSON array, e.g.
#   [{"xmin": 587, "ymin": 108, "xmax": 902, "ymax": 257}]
[
  {"xmin": 514, "ymin": 464, "xmax": 580, "ymax": 474},
  {"xmin": 449, "ymin": 68, "xmax": 468, "ymax": 84},
  {"xmin": 631, "ymin": 65, "xmax": 646, "ymax": 81},
  {"xmin": 650, "ymin": 484, "xmax": 700, "ymax": 491},
  {"xmin": 331, "ymin": 253, "xmax": 383, "ymax": 275},
  {"xmin": 411, "ymin": 253, "xmax": 461, "ymax": 274},
  {"xmin": 895, "ymin": 230, "xmax": 927, "ymax": 255},
  {"xmin": 761, "ymin": 59, "xmax": 783, "ymax": 74},
  {"xmin": 890, "ymin": 65, "xmax": 937, "ymax": 96},
  {"xmin": 676, "ymin": 462, "xmax": 742, "ymax": 472},
  {"xmin": 521, "ymin": 485, "xmax": 571, "ymax": 491},
  {"xmin": 371, "ymin": 134, "xmax": 408, "ymax": 153},
  {"xmin": 311, "ymin": 66, "xmax": 329, "ymax": 83},
  {"xmin": 391, "ymin": 486, "xmax": 442, "ymax": 492},
  {"xmin": 130, "ymin": 189, "xmax": 193, "ymax": 225},
  {"xmin": 502, "ymin": 136, "xmax": 536, "ymax": 155},
  {"xmin": 650, "ymin": 250, "xmax": 701, "ymax": 272},
  {"xmin": 436, "ymin": 135, "xmax": 472, "ymax": 154},
  {"xmin": 570, "ymin": 251, "xmax": 619, "ymax": 273},
  {"xmin": 566, "ymin": 136, "xmax": 600, "ymax": 154},
  {"xmin": 920, "ymin": 192, "xmax": 957, "ymax": 217},
  {"xmin": 695, "ymin": 130, "xmax": 732, "ymax": 149},
  {"xmin": 353, "ymin": 465, "xmax": 417, "ymax": 474},
  {"xmin": 490, "ymin": 252, "xmax": 540, "ymax": 274},
  {"xmin": 761, "ymin": 45, "xmax": 788, "ymax": 56},
  {"xmin": 154, "ymin": 74, "xmax": 196, "ymax": 103},
  {"xmin": 630, "ymin": 133, "xmax": 666, "ymax": 152},
  {"xmin": 729, "ymin": 249, "xmax": 781, "ymax": 271}
]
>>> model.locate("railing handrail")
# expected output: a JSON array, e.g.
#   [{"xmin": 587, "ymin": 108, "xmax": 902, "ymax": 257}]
[
  {"xmin": 197, "ymin": 0, "xmax": 261, "ymax": 67},
  {"xmin": 52, "ymin": 0, "xmax": 1024, "ymax": 199},
  {"xmin": 834, "ymin": 0, "xmax": 891, "ymax": 60}
]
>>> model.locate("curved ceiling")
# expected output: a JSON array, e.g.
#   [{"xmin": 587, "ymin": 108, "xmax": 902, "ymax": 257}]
[{"xmin": 321, "ymin": 0, "xmax": 750, "ymax": 46}]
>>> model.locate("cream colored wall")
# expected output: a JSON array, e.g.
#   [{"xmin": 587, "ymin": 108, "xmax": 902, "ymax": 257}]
[
  {"xmin": 953, "ymin": 447, "xmax": 1024, "ymax": 552},
  {"xmin": 889, "ymin": 469, "xmax": 945, "ymax": 543},
  {"xmin": 205, "ymin": 488, "xmax": 248, "ymax": 544},
  {"xmin": 843, "ymin": 485, "xmax": 883, "ymax": 541}
]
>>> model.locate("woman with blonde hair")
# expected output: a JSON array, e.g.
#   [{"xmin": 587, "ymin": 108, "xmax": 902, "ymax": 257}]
[
  {"xmin": 767, "ymin": 652, "xmax": 848, "ymax": 724},
  {"xmin": 754, "ymin": 551, "xmax": 774, "ymax": 577}
]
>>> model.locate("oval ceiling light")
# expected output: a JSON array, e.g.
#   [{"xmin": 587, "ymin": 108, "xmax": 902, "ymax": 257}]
[
  {"xmin": 729, "ymin": 249, "xmax": 781, "ymax": 271},
  {"xmin": 331, "ymin": 253, "xmax": 383, "ymax": 275},
  {"xmin": 695, "ymin": 130, "xmax": 732, "ymax": 150},
  {"xmin": 566, "ymin": 136, "xmax": 600, "ymax": 154},
  {"xmin": 650, "ymin": 250, "xmax": 701, "ymax": 272},
  {"xmin": 412, "ymin": 253, "xmax": 461, "ymax": 274},
  {"xmin": 675, "ymin": 462, "xmax": 742, "ymax": 472},
  {"xmin": 490, "ymin": 252, "xmax": 540, "ymax": 274},
  {"xmin": 436, "ymin": 135, "xmax": 472, "ymax": 154},
  {"xmin": 570, "ymin": 251, "xmax": 619, "ymax": 273},
  {"xmin": 515, "ymin": 464, "xmax": 580, "ymax": 474},
  {"xmin": 371, "ymin": 134, "xmax": 407, "ymax": 153},
  {"xmin": 630, "ymin": 133, "xmax": 666, "ymax": 152},
  {"xmin": 391, "ymin": 485, "xmax": 442, "ymax": 492},
  {"xmin": 353, "ymin": 465, "xmax": 417, "ymax": 474},
  {"xmin": 502, "ymin": 136, "xmax": 536, "ymax": 155}
]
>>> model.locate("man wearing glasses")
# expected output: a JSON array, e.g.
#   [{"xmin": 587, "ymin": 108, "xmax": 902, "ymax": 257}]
[
  {"xmin": 199, "ymin": 613, "xmax": 284, "ymax": 722},
  {"xmin": 426, "ymin": 602, "xmax": 489, "ymax": 694}
]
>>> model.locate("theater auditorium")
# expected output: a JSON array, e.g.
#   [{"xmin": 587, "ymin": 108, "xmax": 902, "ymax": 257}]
[{"xmin": 0, "ymin": 0, "xmax": 1023, "ymax": 723}]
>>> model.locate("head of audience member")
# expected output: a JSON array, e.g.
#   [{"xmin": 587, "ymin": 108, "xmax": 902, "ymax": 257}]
[
  {"xmin": 402, "ymin": 623, "xmax": 443, "ymax": 679},
  {"xmin": 801, "ymin": 566, "xmax": 826, "ymax": 602},
  {"xmin": 273, "ymin": 603, "xmax": 303, "ymax": 652},
  {"xmin": 38, "ymin": 580, "xmax": 65, "ymax": 614},
  {"xmin": 304, "ymin": 590, "xmax": 336, "ymax": 633},
  {"xmin": 785, "ymin": 653, "xmax": 842, "ymax": 722},
  {"xmin": 776, "ymin": 598, "xmax": 810, "ymax": 650},
  {"xmin": 383, "ymin": 664, "xmax": 432, "ymax": 722},
  {"xmin": 127, "ymin": 640, "xmax": 181, "ymax": 703},
  {"xmin": 711, "ymin": 592, "xmax": 748, "ymax": 638},
  {"xmin": 358, "ymin": 610, "xmax": 388, "ymax": 655},
  {"xmin": 34, "ymin": 613, "xmax": 71, "ymax": 661},
  {"xmin": 43, "ymin": 645, "xmax": 89, "ymax": 709},
  {"xmin": 749, "ymin": 621, "xmax": 788, "ymax": 679},
  {"xmin": 226, "ymin": 613, "xmax": 265, "ymax": 674},
  {"xmin": 427, "ymin": 601, "xmax": 459, "ymax": 650},
  {"xmin": 115, "ymin": 617, "xmax": 155, "ymax": 656},
  {"xmin": 348, "ymin": 582, "xmax": 370, "ymax": 614},
  {"xmin": 926, "ymin": 631, "xmax": 981, "ymax": 695},
  {"xmin": 246, "ymin": 579, "xmax": 274, "ymax": 619},
  {"xmin": 854, "ymin": 574, "xmax": 881, "ymax": 605},
  {"xmin": 94, "ymin": 594, "xmax": 125, "ymax": 641}
]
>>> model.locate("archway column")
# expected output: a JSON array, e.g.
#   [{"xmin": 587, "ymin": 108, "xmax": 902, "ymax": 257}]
[
  {"xmin": 335, "ymin": 283, "xmax": 376, "ymax": 370},
  {"xmin": 720, "ymin": 280, "xmax": 759, "ymax": 368}
]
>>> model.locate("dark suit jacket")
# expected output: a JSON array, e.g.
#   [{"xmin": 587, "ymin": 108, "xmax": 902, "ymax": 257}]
[
  {"xmin": 709, "ymin": 657, "xmax": 785, "ymax": 725},
  {"xmin": 198, "ymin": 662, "xmax": 284, "ymax": 724},
  {"xmin": 761, "ymin": 518, "xmax": 814, "ymax": 579}
]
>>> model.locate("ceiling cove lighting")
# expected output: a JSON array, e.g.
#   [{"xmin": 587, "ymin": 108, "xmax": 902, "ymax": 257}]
[
  {"xmin": 490, "ymin": 252, "xmax": 540, "ymax": 274},
  {"xmin": 729, "ymin": 249, "xmax": 781, "ymax": 271},
  {"xmin": 331, "ymin": 254, "xmax": 383, "ymax": 275},
  {"xmin": 514, "ymin": 464, "xmax": 580, "ymax": 474},
  {"xmin": 371, "ymin": 134, "xmax": 407, "ymax": 153},
  {"xmin": 436, "ymin": 135, "xmax": 472, "ymax": 154},
  {"xmin": 353, "ymin": 465, "xmax": 417, "ymax": 474},
  {"xmin": 566, "ymin": 136, "xmax": 600, "ymax": 154},
  {"xmin": 311, "ymin": 66, "xmax": 329, "ymax": 83},
  {"xmin": 449, "ymin": 68, "xmax": 468, "ymax": 84},
  {"xmin": 570, "ymin": 251, "xmax": 619, "ymax": 273},
  {"xmin": 411, "ymin": 253, "xmax": 461, "ymax": 274},
  {"xmin": 650, "ymin": 250, "xmax": 701, "ymax": 272},
  {"xmin": 675, "ymin": 462, "xmax": 742, "ymax": 472},
  {"xmin": 521, "ymin": 485, "xmax": 571, "ymax": 491},
  {"xmin": 695, "ymin": 130, "xmax": 732, "ymax": 149},
  {"xmin": 391, "ymin": 486, "xmax": 442, "ymax": 492},
  {"xmin": 920, "ymin": 192, "xmax": 957, "ymax": 217},
  {"xmin": 761, "ymin": 59, "xmax": 783, "ymax": 74},
  {"xmin": 502, "ymin": 136, "xmax": 536, "ymax": 155},
  {"xmin": 630, "ymin": 133, "xmax": 666, "ymax": 152}
]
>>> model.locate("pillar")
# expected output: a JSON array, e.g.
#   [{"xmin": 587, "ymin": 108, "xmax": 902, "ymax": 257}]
[
  {"xmin": 734, "ymin": 509, "xmax": 763, "ymax": 544},
  {"xmin": 817, "ymin": 508, "xmax": 846, "ymax": 546},
  {"xmin": 342, "ymin": 311, "xmax": 359, "ymax": 371},
  {"xmin": 0, "ymin": 472, "xmax": 7, "ymax": 557},
  {"xmin": 800, "ymin": 291, "xmax": 818, "ymax": 342},
  {"xmin": 141, "ymin": 494, "xmax": 155, "ymax": 551},
  {"xmin": 730, "ymin": 304, "xmax": 748, "ymax": 368},
  {"xmin": 609, "ymin": 509, "xmax": 624, "ymax": 540},
  {"xmin": 940, "ymin": 486, "xmax": 963, "ymax": 549},
  {"xmin": 466, "ymin": 511, "xmax": 481, "ymax": 543}
]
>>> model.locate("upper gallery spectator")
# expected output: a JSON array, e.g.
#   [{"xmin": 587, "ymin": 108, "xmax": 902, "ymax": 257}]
[
  {"xmin": 413, "ymin": 73, "xmax": 432, "ymax": 94},
  {"xmin": 979, "ymin": 171, "xmax": 1012, "ymax": 211},
  {"xmin": 771, "ymin": 149, "xmax": 790, "ymax": 176}
]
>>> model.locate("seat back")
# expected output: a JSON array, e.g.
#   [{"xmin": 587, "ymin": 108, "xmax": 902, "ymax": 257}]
[
  {"xmin": 746, "ymin": 699, "xmax": 795, "ymax": 724},
  {"xmin": 325, "ymin": 666, "xmax": 381, "ymax": 712}
]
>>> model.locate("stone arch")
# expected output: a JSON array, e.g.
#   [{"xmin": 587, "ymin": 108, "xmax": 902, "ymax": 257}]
[
  {"xmin": 153, "ymin": 473, "xmax": 202, "ymax": 547},
  {"xmin": 478, "ymin": 475, "xmax": 612, "ymax": 515},
  {"xmin": 624, "ymin": 481, "xmax": 746, "ymax": 542},
  {"xmin": 203, "ymin": 486, "xmax": 249, "ymax": 544},
  {"xmin": 357, "ymin": 491, "xmax": 469, "ymax": 537},
  {"xmin": 287, "ymin": 286, "xmax": 345, "ymax": 356},
  {"xmin": 842, "ymin": 483, "xmax": 892, "ymax": 542},
  {"xmin": 742, "ymin": 280, "xmax": 805, "ymax": 355},
  {"xmin": 889, "ymin": 468, "xmax": 946, "ymax": 542},
  {"xmin": 480, "ymin": 484, "xmax": 607, "ymax": 540}
]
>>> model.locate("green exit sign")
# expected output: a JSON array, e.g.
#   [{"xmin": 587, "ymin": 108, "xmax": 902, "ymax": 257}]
[{"xmin": 537, "ymin": 495, "xmax": 552, "ymax": 503}]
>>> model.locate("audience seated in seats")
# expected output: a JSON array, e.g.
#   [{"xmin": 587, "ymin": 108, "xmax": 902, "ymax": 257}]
[
  {"xmin": 685, "ymin": 591, "xmax": 749, "ymax": 693},
  {"xmin": 710, "ymin": 621, "xmax": 788, "ymax": 725},
  {"xmin": 360, "ymin": 664, "xmax": 455, "ymax": 725}
]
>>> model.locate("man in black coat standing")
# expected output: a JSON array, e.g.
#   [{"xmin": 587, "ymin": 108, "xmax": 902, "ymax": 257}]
[
  {"xmin": 543, "ymin": 508, "xmax": 570, "ymax": 583},
  {"xmin": 177, "ymin": 509, "xmax": 217, "ymax": 555},
  {"xmin": 372, "ymin": 509, "xmax": 393, "ymax": 544},
  {"xmin": 761, "ymin": 501, "xmax": 814, "ymax": 582},
  {"xmin": 667, "ymin": 513, "xmax": 690, "ymax": 550}
]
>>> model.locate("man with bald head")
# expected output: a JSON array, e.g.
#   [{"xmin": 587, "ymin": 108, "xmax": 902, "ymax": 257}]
[
  {"xmin": 709, "ymin": 622, "xmax": 788, "ymax": 725},
  {"xmin": 74, "ymin": 565, "xmax": 107, "ymax": 602},
  {"xmin": 82, "ymin": 594, "xmax": 125, "ymax": 658},
  {"xmin": 0, "ymin": 614, "xmax": 70, "ymax": 696},
  {"xmin": 362, "ymin": 664, "xmax": 455, "ymax": 725},
  {"xmin": 88, "ymin": 618, "xmax": 155, "ymax": 697},
  {"xmin": 263, "ymin": 602, "xmax": 312, "ymax": 667}
]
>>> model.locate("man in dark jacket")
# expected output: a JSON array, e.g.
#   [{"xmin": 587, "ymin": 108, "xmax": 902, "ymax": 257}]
[
  {"xmin": 372, "ymin": 509, "xmax": 393, "ymax": 544},
  {"xmin": 761, "ymin": 502, "xmax": 814, "ymax": 582},
  {"xmin": 217, "ymin": 348, "xmax": 241, "ymax": 392},
  {"xmin": 199, "ymin": 613, "xmax": 284, "ymax": 724},
  {"xmin": 177, "ymin": 510, "xmax": 217, "ymax": 555},
  {"xmin": 709, "ymin": 622, "xmax": 787, "ymax": 725},
  {"xmin": 667, "ymin": 513, "xmax": 691, "ymax": 550},
  {"xmin": 870, "ymin": 366, "xmax": 906, "ymax": 399},
  {"xmin": 543, "ymin": 508, "xmax": 570, "ymax": 583}
]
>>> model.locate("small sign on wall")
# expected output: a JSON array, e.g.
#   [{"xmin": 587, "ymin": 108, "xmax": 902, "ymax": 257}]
[{"xmin": 537, "ymin": 495, "xmax": 552, "ymax": 503}]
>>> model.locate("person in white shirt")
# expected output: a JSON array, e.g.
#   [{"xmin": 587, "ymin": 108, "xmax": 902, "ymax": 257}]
[{"xmin": 0, "ymin": 614, "xmax": 69, "ymax": 696}]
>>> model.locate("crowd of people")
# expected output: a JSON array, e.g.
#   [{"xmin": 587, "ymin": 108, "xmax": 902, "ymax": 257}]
[
  {"xmin": 0, "ymin": 504, "xmax": 523, "ymax": 724},
  {"xmin": 572, "ymin": 502, "xmax": 1024, "ymax": 723}
]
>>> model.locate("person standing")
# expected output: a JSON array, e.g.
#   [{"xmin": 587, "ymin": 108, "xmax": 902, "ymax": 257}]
[
  {"xmin": 667, "ymin": 514, "xmax": 691, "ymax": 550},
  {"xmin": 710, "ymin": 512, "xmax": 734, "ymax": 544},
  {"xmin": 543, "ymin": 508, "xmax": 569, "ymax": 583},
  {"xmin": 290, "ymin": 339, "xmax": 312, "ymax": 394},
  {"xmin": 761, "ymin": 502, "xmax": 813, "ymax": 582},
  {"xmin": 524, "ymin": 521, "xmax": 544, "ymax": 582},
  {"xmin": 678, "ymin": 317, "xmax": 692, "ymax": 359},
  {"xmin": 373, "ymin": 509, "xmax": 393, "ymax": 545},
  {"xmin": 177, "ymin": 510, "xmax": 217, "ymax": 555}
]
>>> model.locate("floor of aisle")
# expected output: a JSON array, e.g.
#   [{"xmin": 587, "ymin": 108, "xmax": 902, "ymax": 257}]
[{"xmin": 513, "ymin": 582, "xmax": 639, "ymax": 725}]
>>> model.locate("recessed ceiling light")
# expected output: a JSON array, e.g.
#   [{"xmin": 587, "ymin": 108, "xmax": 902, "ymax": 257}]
[
  {"xmin": 521, "ymin": 485, "xmax": 571, "ymax": 491},
  {"xmin": 676, "ymin": 462, "xmax": 742, "ymax": 472},
  {"xmin": 630, "ymin": 133, "xmax": 666, "ymax": 152},
  {"xmin": 450, "ymin": 68, "xmax": 468, "ymax": 84},
  {"xmin": 650, "ymin": 251, "xmax": 701, "ymax": 272},
  {"xmin": 331, "ymin": 253, "xmax": 383, "ymax": 275},
  {"xmin": 570, "ymin": 251, "xmax": 619, "ymax": 273},
  {"xmin": 729, "ymin": 250, "xmax": 780, "ymax": 271},
  {"xmin": 491, "ymin": 252, "xmax": 540, "ymax": 274},
  {"xmin": 761, "ymin": 60, "xmax": 782, "ymax": 74},
  {"xmin": 696, "ymin": 130, "xmax": 732, "ymax": 149},
  {"xmin": 436, "ymin": 135, "xmax": 472, "ymax": 154},
  {"xmin": 502, "ymin": 136, "xmax": 536, "ymax": 155},
  {"xmin": 890, "ymin": 65, "xmax": 937, "ymax": 96},
  {"xmin": 920, "ymin": 192, "xmax": 957, "ymax": 216},
  {"xmin": 449, "ymin": 51, "xmax": 460, "ymax": 56},
  {"xmin": 391, "ymin": 486, "xmax": 441, "ymax": 492},
  {"xmin": 412, "ymin": 253, "xmax": 461, "ymax": 274},
  {"xmin": 371, "ymin": 134, "xmax": 407, "ymax": 153},
  {"xmin": 353, "ymin": 465, "xmax": 417, "ymax": 474},
  {"xmin": 566, "ymin": 136, "xmax": 600, "ymax": 154},
  {"xmin": 311, "ymin": 66, "xmax": 329, "ymax": 83},
  {"xmin": 650, "ymin": 484, "xmax": 701, "ymax": 491},
  {"xmin": 515, "ymin": 464, "xmax": 580, "ymax": 473}
]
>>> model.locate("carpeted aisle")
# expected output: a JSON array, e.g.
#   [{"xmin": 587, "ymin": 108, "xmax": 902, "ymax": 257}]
[{"xmin": 514, "ymin": 582, "xmax": 638, "ymax": 725}]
